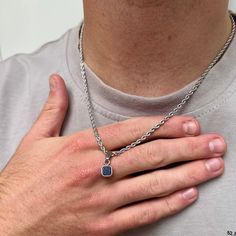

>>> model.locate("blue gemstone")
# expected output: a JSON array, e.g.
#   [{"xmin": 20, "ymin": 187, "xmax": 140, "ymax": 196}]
[{"xmin": 101, "ymin": 165, "xmax": 113, "ymax": 177}]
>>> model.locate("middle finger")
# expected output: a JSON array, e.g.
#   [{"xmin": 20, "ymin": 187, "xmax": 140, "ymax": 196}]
[{"xmin": 111, "ymin": 134, "xmax": 226, "ymax": 180}]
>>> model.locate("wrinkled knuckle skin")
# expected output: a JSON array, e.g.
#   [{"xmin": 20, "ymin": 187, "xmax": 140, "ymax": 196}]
[
  {"xmin": 184, "ymin": 169, "xmax": 204, "ymax": 186},
  {"xmin": 43, "ymin": 101, "xmax": 64, "ymax": 114},
  {"xmin": 64, "ymin": 165, "xmax": 100, "ymax": 188},
  {"xmin": 164, "ymin": 198, "xmax": 179, "ymax": 215},
  {"xmin": 173, "ymin": 171, "xmax": 197, "ymax": 190},
  {"xmin": 53, "ymin": 139, "xmax": 85, "ymax": 161},
  {"xmin": 145, "ymin": 141, "xmax": 165, "ymax": 167},
  {"xmin": 122, "ymin": 188, "xmax": 137, "ymax": 203},
  {"xmin": 65, "ymin": 136, "xmax": 91, "ymax": 154},
  {"xmin": 122, "ymin": 184, "xmax": 145, "ymax": 203},
  {"xmin": 82, "ymin": 191, "xmax": 106, "ymax": 212},
  {"xmin": 88, "ymin": 220, "xmax": 111, "ymax": 236},
  {"xmin": 147, "ymin": 174, "xmax": 164, "ymax": 196},
  {"xmin": 129, "ymin": 118, "xmax": 146, "ymax": 140},
  {"xmin": 171, "ymin": 116, "xmax": 185, "ymax": 129},
  {"xmin": 134, "ymin": 208, "xmax": 157, "ymax": 226},
  {"xmin": 123, "ymin": 149, "xmax": 140, "ymax": 167},
  {"xmin": 185, "ymin": 138, "xmax": 198, "ymax": 156},
  {"xmin": 57, "ymin": 137, "xmax": 100, "ymax": 186}
]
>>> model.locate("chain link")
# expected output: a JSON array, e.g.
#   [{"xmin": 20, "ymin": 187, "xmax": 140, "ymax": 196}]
[{"xmin": 78, "ymin": 12, "xmax": 236, "ymax": 159}]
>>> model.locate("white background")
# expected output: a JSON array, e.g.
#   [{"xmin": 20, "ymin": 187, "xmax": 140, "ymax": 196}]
[
  {"xmin": 0, "ymin": 0, "xmax": 83, "ymax": 60},
  {"xmin": 0, "ymin": 0, "xmax": 236, "ymax": 60}
]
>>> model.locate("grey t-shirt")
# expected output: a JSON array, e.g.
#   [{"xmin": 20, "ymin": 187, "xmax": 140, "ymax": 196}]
[{"xmin": 0, "ymin": 19, "xmax": 236, "ymax": 235}]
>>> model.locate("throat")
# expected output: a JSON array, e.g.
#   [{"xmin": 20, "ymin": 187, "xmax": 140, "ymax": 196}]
[{"xmin": 82, "ymin": 0, "xmax": 232, "ymax": 97}]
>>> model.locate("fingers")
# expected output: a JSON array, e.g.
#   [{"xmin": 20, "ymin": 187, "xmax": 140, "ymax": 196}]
[
  {"xmin": 25, "ymin": 74, "xmax": 69, "ymax": 141},
  {"xmin": 71, "ymin": 115, "xmax": 200, "ymax": 150},
  {"xmin": 112, "ymin": 134, "xmax": 227, "ymax": 179},
  {"xmin": 109, "ymin": 157, "xmax": 223, "ymax": 209},
  {"xmin": 107, "ymin": 187, "xmax": 198, "ymax": 234}
]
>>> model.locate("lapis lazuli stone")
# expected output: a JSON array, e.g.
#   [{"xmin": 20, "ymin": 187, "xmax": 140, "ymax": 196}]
[{"xmin": 101, "ymin": 165, "xmax": 113, "ymax": 177}]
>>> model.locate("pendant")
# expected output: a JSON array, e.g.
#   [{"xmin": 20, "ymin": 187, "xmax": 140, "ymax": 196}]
[
  {"xmin": 101, "ymin": 165, "xmax": 113, "ymax": 177},
  {"xmin": 101, "ymin": 151, "xmax": 113, "ymax": 178}
]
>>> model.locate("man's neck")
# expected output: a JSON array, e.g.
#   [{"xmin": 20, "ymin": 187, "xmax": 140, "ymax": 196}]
[{"xmin": 82, "ymin": 0, "xmax": 232, "ymax": 97}]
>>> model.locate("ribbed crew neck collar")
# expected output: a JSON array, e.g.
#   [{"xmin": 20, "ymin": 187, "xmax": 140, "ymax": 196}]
[{"xmin": 66, "ymin": 16, "xmax": 236, "ymax": 118}]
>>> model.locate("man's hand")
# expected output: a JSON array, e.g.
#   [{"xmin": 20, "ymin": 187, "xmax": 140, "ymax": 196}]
[{"xmin": 0, "ymin": 74, "xmax": 226, "ymax": 236}]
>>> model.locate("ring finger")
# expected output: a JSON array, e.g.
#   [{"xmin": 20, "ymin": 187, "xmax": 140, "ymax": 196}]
[{"xmin": 109, "ymin": 157, "xmax": 224, "ymax": 210}]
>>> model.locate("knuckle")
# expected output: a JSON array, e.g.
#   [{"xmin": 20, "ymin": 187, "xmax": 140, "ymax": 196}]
[
  {"xmin": 147, "ymin": 173, "xmax": 164, "ymax": 196},
  {"xmin": 122, "ymin": 184, "xmax": 145, "ymax": 202},
  {"xmin": 181, "ymin": 116, "xmax": 198, "ymax": 126},
  {"xmin": 82, "ymin": 191, "xmax": 105, "ymax": 210},
  {"xmin": 184, "ymin": 138, "xmax": 198, "ymax": 155},
  {"xmin": 89, "ymin": 220, "xmax": 110, "ymax": 236},
  {"xmin": 66, "ymin": 135, "xmax": 91, "ymax": 154},
  {"xmin": 170, "ymin": 115, "xmax": 186, "ymax": 128},
  {"xmin": 44, "ymin": 100, "xmax": 67, "ymax": 114},
  {"xmin": 126, "ymin": 141, "xmax": 165, "ymax": 168},
  {"xmin": 135, "ymin": 208, "xmax": 157, "ymax": 225},
  {"xmin": 164, "ymin": 198, "xmax": 179, "ymax": 215},
  {"xmin": 184, "ymin": 168, "xmax": 203, "ymax": 185},
  {"xmin": 123, "ymin": 150, "xmax": 139, "ymax": 166},
  {"xmin": 75, "ymin": 220, "xmax": 102, "ymax": 236},
  {"xmin": 128, "ymin": 117, "xmax": 146, "ymax": 139},
  {"xmin": 178, "ymin": 136, "xmax": 211, "ymax": 160},
  {"xmin": 57, "ymin": 137, "xmax": 101, "ymax": 186},
  {"xmin": 146, "ymin": 140, "xmax": 165, "ymax": 166},
  {"xmin": 64, "ymin": 187, "xmax": 105, "ymax": 222},
  {"xmin": 65, "ymin": 164, "xmax": 100, "ymax": 187},
  {"xmin": 188, "ymin": 172, "xmax": 202, "ymax": 183},
  {"xmin": 57, "ymin": 102, "xmax": 67, "ymax": 112},
  {"xmin": 122, "ymin": 189, "xmax": 137, "ymax": 202}
]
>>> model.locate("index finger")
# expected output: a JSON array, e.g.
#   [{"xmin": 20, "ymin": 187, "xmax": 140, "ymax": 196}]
[{"xmin": 69, "ymin": 115, "xmax": 200, "ymax": 151}]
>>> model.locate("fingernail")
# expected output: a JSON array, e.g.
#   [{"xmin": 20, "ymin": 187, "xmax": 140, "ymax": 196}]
[
  {"xmin": 182, "ymin": 188, "xmax": 197, "ymax": 200},
  {"xmin": 183, "ymin": 121, "xmax": 197, "ymax": 135},
  {"xmin": 209, "ymin": 138, "xmax": 225, "ymax": 153},
  {"xmin": 49, "ymin": 76, "xmax": 56, "ymax": 91},
  {"xmin": 205, "ymin": 158, "xmax": 223, "ymax": 172}
]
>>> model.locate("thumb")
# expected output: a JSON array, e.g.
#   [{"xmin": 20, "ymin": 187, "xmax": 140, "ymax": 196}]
[{"xmin": 25, "ymin": 74, "xmax": 69, "ymax": 141}]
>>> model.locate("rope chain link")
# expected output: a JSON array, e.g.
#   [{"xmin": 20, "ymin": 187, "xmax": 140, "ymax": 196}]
[{"xmin": 78, "ymin": 12, "xmax": 236, "ymax": 158}]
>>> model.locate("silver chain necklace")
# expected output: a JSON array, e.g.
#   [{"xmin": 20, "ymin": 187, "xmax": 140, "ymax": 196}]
[{"xmin": 78, "ymin": 12, "xmax": 236, "ymax": 178}]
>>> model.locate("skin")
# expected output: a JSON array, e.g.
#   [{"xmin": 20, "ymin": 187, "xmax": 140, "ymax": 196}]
[
  {"xmin": 0, "ymin": 75, "xmax": 226, "ymax": 235},
  {"xmin": 83, "ymin": 0, "xmax": 231, "ymax": 96},
  {"xmin": 0, "ymin": 1, "xmax": 230, "ymax": 235}
]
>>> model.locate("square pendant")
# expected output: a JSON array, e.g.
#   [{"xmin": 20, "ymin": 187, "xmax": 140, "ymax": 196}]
[{"xmin": 101, "ymin": 165, "xmax": 113, "ymax": 177}]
